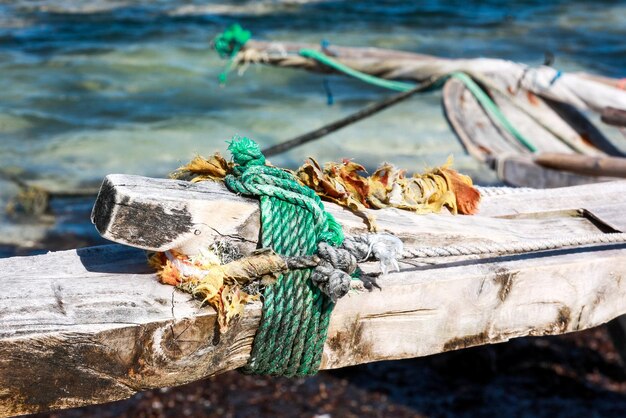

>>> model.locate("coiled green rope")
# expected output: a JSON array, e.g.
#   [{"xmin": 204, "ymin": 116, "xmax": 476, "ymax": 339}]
[{"xmin": 225, "ymin": 137, "xmax": 343, "ymax": 376}]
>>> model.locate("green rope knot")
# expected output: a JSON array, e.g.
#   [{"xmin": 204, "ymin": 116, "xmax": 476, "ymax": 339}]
[
  {"xmin": 225, "ymin": 136, "xmax": 343, "ymax": 376},
  {"xmin": 214, "ymin": 23, "xmax": 251, "ymax": 58},
  {"xmin": 214, "ymin": 24, "xmax": 251, "ymax": 85},
  {"xmin": 227, "ymin": 136, "xmax": 266, "ymax": 176},
  {"xmin": 226, "ymin": 136, "xmax": 343, "ymax": 246}
]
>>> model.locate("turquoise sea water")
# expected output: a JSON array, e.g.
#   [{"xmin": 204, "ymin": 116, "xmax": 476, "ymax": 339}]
[{"xmin": 0, "ymin": 0, "xmax": 625, "ymax": 252}]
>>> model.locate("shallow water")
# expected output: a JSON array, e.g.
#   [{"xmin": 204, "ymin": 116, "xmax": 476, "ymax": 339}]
[{"xmin": 0, "ymin": 0, "xmax": 625, "ymax": 249}]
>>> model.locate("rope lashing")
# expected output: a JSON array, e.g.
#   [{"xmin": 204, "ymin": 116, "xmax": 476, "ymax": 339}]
[
  {"xmin": 224, "ymin": 136, "xmax": 347, "ymax": 376},
  {"xmin": 402, "ymin": 232, "xmax": 626, "ymax": 260},
  {"xmin": 299, "ymin": 48, "xmax": 538, "ymax": 153},
  {"xmin": 213, "ymin": 24, "xmax": 252, "ymax": 85}
]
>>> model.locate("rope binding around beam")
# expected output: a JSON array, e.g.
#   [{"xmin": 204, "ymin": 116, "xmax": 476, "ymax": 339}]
[
  {"xmin": 149, "ymin": 135, "xmax": 626, "ymax": 377},
  {"xmin": 225, "ymin": 137, "xmax": 345, "ymax": 376}
]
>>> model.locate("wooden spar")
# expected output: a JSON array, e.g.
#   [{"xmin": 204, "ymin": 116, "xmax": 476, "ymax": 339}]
[
  {"xmin": 90, "ymin": 175, "xmax": 626, "ymax": 254},
  {"xmin": 494, "ymin": 155, "xmax": 617, "ymax": 189},
  {"xmin": 2, "ymin": 175, "xmax": 626, "ymax": 415},
  {"xmin": 241, "ymin": 40, "xmax": 626, "ymax": 113},
  {"xmin": 534, "ymin": 153, "xmax": 626, "ymax": 179}
]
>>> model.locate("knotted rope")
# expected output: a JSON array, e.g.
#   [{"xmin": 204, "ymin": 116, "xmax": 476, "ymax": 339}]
[
  {"xmin": 224, "ymin": 137, "xmax": 347, "ymax": 376},
  {"xmin": 214, "ymin": 24, "xmax": 252, "ymax": 85}
]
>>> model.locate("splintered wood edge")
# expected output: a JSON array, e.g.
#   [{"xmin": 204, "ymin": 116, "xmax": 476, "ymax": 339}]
[{"xmin": 1, "ymin": 242, "xmax": 626, "ymax": 416}]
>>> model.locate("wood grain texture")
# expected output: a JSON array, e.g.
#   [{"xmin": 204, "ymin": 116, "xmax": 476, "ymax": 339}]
[
  {"xmin": 0, "ymin": 245, "xmax": 261, "ymax": 416},
  {"xmin": 93, "ymin": 174, "xmax": 614, "ymax": 254},
  {"xmin": 2, "ymin": 176, "xmax": 626, "ymax": 415}
]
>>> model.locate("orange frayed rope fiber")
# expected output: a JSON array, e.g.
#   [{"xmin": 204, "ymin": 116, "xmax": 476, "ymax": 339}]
[{"xmin": 171, "ymin": 153, "xmax": 481, "ymax": 215}]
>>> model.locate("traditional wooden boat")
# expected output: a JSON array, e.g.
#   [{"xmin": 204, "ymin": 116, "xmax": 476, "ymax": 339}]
[
  {"xmin": 2, "ymin": 168, "xmax": 626, "ymax": 416},
  {"xmin": 223, "ymin": 35, "xmax": 626, "ymax": 188}
]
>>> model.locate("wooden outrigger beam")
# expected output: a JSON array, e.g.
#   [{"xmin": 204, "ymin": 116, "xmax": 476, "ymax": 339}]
[
  {"xmin": 2, "ymin": 176, "xmax": 626, "ymax": 416},
  {"xmin": 238, "ymin": 40, "xmax": 626, "ymax": 113}
]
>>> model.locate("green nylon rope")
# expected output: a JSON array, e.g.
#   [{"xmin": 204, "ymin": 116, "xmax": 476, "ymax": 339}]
[
  {"xmin": 214, "ymin": 24, "xmax": 252, "ymax": 85},
  {"xmin": 224, "ymin": 137, "xmax": 342, "ymax": 376},
  {"xmin": 299, "ymin": 48, "xmax": 537, "ymax": 153},
  {"xmin": 299, "ymin": 48, "xmax": 417, "ymax": 92},
  {"xmin": 449, "ymin": 72, "xmax": 538, "ymax": 153},
  {"xmin": 212, "ymin": 24, "xmax": 537, "ymax": 152}
]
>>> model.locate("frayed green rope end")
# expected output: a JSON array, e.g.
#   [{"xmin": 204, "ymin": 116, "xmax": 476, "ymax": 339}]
[
  {"xmin": 214, "ymin": 24, "xmax": 252, "ymax": 85},
  {"xmin": 228, "ymin": 136, "xmax": 266, "ymax": 167}
]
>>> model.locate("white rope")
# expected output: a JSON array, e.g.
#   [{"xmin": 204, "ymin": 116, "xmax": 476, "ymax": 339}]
[
  {"xmin": 402, "ymin": 232, "xmax": 626, "ymax": 259},
  {"xmin": 475, "ymin": 185, "xmax": 536, "ymax": 197}
]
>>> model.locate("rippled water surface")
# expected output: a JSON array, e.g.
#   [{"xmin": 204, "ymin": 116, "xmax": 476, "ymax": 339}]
[{"xmin": 0, "ymin": 0, "xmax": 625, "ymax": 250}]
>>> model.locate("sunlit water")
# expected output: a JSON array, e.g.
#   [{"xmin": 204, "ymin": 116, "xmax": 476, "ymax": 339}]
[{"xmin": 0, "ymin": 0, "xmax": 625, "ymax": 253}]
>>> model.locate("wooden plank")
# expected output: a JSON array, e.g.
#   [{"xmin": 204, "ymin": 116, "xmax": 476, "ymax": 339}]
[
  {"xmin": 2, "ymin": 241, "xmax": 626, "ymax": 416},
  {"xmin": 478, "ymin": 180, "xmax": 626, "ymax": 232},
  {"xmin": 92, "ymin": 175, "xmax": 607, "ymax": 254},
  {"xmin": 534, "ymin": 153, "xmax": 626, "ymax": 178}
]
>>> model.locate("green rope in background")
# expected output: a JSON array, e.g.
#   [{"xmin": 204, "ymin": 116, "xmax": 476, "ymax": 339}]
[
  {"xmin": 211, "ymin": 24, "xmax": 537, "ymax": 153},
  {"xmin": 448, "ymin": 72, "xmax": 538, "ymax": 153},
  {"xmin": 225, "ymin": 137, "xmax": 343, "ymax": 376},
  {"xmin": 299, "ymin": 48, "xmax": 417, "ymax": 92},
  {"xmin": 300, "ymin": 48, "xmax": 538, "ymax": 153},
  {"xmin": 214, "ymin": 24, "xmax": 251, "ymax": 85}
]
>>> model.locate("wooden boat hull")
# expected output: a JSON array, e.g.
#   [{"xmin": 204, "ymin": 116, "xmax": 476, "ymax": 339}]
[{"xmin": 442, "ymin": 78, "xmax": 622, "ymax": 188}]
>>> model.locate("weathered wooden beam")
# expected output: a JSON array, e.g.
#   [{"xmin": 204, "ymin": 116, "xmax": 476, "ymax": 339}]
[
  {"xmin": 535, "ymin": 153, "xmax": 626, "ymax": 179},
  {"xmin": 2, "ymin": 176, "xmax": 626, "ymax": 416},
  {"xmin": 494, "ymin": 154, "xmax": 618, "ymax": 189},
  {"xmin": 92, "ymin": 175, "xmax": 626, "ymax": 255}
]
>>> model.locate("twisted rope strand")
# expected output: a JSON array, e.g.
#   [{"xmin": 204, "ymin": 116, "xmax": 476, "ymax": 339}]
[
  {"xmin": 402, "ymin": 232, "xmax": 626, "ymax": 259},
  {"xmin": 475, "ymin": 185, "xmax": 536, "ymax": 197}
]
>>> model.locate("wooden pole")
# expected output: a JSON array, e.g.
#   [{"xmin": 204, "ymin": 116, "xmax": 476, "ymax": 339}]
[{"xmin": 534, "ymin": 153, "xmax": 626, "ymax": 179}]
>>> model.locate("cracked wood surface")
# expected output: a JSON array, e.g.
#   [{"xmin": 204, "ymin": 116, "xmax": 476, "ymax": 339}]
[{"xmin": 2, "ymin": 176, "xmax": 626, "ymax": 416}]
